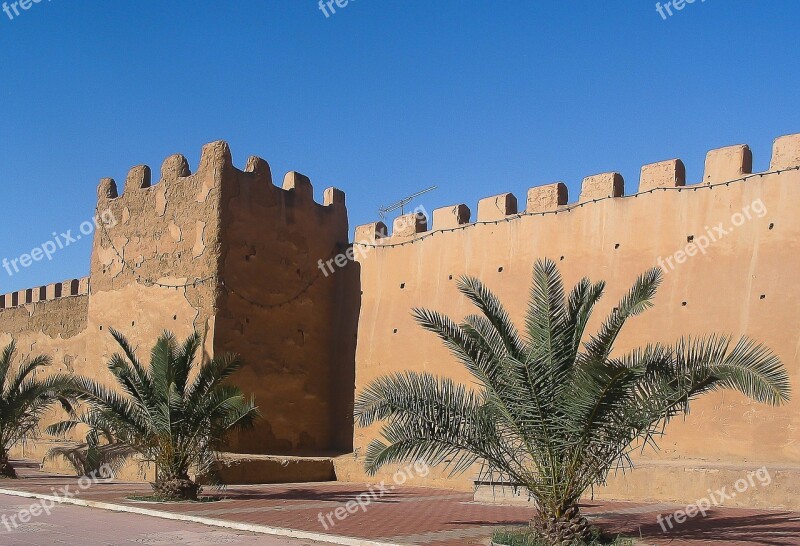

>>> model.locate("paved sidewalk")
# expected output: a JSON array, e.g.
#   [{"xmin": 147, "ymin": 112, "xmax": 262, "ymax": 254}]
[
  {"xmin": 0, "ymin": 464, "xmax": 798, "ymax": 545},
  {"xmin": 0, "ymin": 493, "xmax": 324, "ymax": 545}
]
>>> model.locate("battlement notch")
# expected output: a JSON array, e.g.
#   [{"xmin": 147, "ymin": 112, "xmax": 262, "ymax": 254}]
[
  {"xmin": 771, "ymin": 134, "xmax": 800, "ymax": 170},
  {"xmin": 703, "ymin": 144, "xmax": 752, "ymax": 185},
  {"xmin": 355, "ymin": 222, "xmax": 388, "ymax": 244},
  {"xmin": 433, "ymin": 204, "xmax": 471, "ymax": 229},
  {"xmin": 580, "ymin": 172, "xmax": 624, "ymax": 202},
  {"xmin": 639, "ymin": 159, "xmax": 685, "ymax": 192},
  {"xmin": 478, "ymin": 193, "xmax": 518, "ymax": 221},
  {"xmin": 0, "ymin": 277, "xmax": 89, "ymax": 311},
  {"xmin": 527, "ymin": 183, "xmax": 567, "ymax": 213}
]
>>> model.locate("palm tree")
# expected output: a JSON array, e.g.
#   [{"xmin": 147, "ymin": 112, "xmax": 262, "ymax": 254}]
[
  {"xmin": 0, "ymin": 341, "xmax": 80, "ymax": 478},
  {"xmin": 355, "ymin": 259, "xmax": 791, "ymax": 544},
  {"xmin": 48, "ymin": 329, "xmax": 259, "ymax": 500}
]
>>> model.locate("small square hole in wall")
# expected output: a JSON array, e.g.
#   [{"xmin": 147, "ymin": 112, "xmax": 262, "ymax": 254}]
[
  {"xmin": 131, "ymin": 321, "xmax": 135, "ymax": 326},
  {"xmin": 400, "ymin": 283, "xmax": 405, "ymax": 289},
  {"xmin": 682, "ymin": 301, "xmax": 687, "ymax": 306},
  {"xmin": 760, "ymin": 294, "xmax": 766, "ymax": 300},
  {"xmin": 687, "ymin": 235, "xmax": 694, "ymax": 243},
  {"xmin": 560, "ymin": 256, "xmax": 564, "ymax": 261},
  {"xmin": 769, "ymin": 223, "xmax": 775, "ymax": 230},
  {"xmin": 173, "ymin": 315, "xmax": 177, "ymax": 320},
  {"xmin": 393, "ymin": 328, "xmax": 398, "ymax": 334},
  {"xmin": 498, "ymin": 267, "xmax": 504, "ymax": 273},
  {"xmin": 448, "ymin": 275, "xmax": 453, "ymax": 280},
  {"xmin": 614, "ymin": 243, "xmax": 620, "ymax": 249}
]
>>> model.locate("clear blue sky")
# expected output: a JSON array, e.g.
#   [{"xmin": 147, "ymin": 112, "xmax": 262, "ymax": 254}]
[{"xmin": 1, "ymin": 0, "xmax": 798, "ymax": 293}]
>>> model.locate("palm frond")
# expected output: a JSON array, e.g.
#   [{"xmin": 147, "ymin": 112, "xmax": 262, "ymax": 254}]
[
  {"xmin": 0, "ymin": 342, "xmax": 80, "ymax": 457},
  {"xmin": 584, "ymin": 267, "xmax": 662, "ymax": 362}
]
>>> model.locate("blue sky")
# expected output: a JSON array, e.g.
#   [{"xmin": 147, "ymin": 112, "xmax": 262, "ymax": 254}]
[{"xmin": 0, "ymin": 0, "xmax": 798, "ymax": 292}]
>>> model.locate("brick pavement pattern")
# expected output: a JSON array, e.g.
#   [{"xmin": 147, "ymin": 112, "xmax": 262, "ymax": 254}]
[{"xmin": 1, "ymin": 464, "xmax": 798, "ymax": 545}]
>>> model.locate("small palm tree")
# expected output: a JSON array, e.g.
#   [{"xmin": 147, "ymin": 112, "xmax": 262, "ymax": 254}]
[
  {"xmin": 48, "ymin": 329, "xmax": 259, "ymax": 500},
  {"xmin": 0, "ymin": 341, "xmax": 80, "ymax": 478},
  {"xmin": 355, "ymin": 259, "xmax": 791, "ymax": 544}
]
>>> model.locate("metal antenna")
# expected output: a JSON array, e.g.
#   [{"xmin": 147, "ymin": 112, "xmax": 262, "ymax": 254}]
[{"xmin": 379, "ymin": 186, "xmax": 438, "ymax": 220}]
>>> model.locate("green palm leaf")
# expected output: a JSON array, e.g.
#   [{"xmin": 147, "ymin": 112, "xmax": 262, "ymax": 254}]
[{"xmin": 0, "ymin": 342, "xmax": 82, "ymax": 478}]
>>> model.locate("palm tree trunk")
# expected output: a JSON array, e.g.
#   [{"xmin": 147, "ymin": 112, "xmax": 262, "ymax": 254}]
[
  {"xmin": 531, "ymin": 505, "xmax": 592, "ymax": 545},
  {"xmin": 151, "ymin": 469, "xmax": 200, "ymax": 501},
  {"xmin": 0, "ymin": 450, "xmax": 17, "ymax": 479}
]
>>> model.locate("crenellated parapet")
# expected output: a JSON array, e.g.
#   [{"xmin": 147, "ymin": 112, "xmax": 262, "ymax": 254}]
[
  {"xmin": 90, "ymin": 140, "xmax": 347, "ymax": 295},
  {"xmin": 96, "ymin": 141, "xmax": 346, "ymax": 214},
  {"xmin": 0, "ymin": 277, "xmax": 89, "ymax": 310},
  {"xmin": 354, "ymin": 132, "xmax": 800, "ymax": 244}
]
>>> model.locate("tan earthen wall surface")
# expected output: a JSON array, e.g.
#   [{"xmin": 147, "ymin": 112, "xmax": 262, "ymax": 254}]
[
  {"xmin": 343, "ymin": 134, "xmax": 800, "ymax": 509},
  {"xmin": 0, "ymin": 295, "xmax": 90, "ymax": 465},
  {"xmin": 3, "ymin": 135, "xmax": 800, "ymax": 510},
  {"xmin": 213, "ymin": 155, "xmax": 358, "ymax": 455}
]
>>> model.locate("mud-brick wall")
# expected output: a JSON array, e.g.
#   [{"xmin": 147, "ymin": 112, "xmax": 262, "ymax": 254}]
[
  {"xmin": 214, "ymin": 157, "xmax": 359, "ymax": 456},
  {"xmin": 87, "ymin": 141, "xmax": 228, "ymax": 362},
  {"xmin": 86, "ymin": 140, "xmax": 359, "ymax": 457},
  {"xmin": 0, "ymin": 290, "xmax": 90, "ymax": 462},
  {"xmin": 340, "ymin": 133, "xmax": 800, "ymax": 510},
  {"xmin": 0, "ymin": 139, "xmax": 361, "ymax": 465},
  {"xmin": 0, "ymin": 142, "xmax": 237, "ymax": 476}
]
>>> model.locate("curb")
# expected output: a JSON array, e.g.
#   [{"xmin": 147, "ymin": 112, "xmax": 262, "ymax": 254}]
[{"xmin": 0, "ymin": 488, "xmax": 404, "ymax": 546}]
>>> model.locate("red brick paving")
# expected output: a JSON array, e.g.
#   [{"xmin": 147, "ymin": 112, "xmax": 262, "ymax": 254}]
[{"xmin": 2, "ymin": 463, "xmax": 799, "ymax": 545}]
